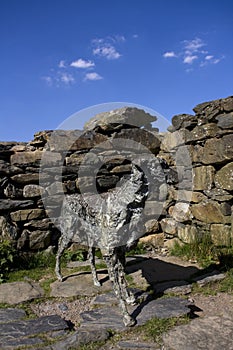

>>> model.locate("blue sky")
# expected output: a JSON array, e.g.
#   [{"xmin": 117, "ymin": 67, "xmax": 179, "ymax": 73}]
[{"xmin": 0, "ymin": 0, "xmax": 232, "ymax": 141}]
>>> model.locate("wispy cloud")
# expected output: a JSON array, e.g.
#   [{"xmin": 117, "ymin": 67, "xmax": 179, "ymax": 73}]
[
  {"xmin": 84, "ymin": 72, "xmax": 103, "ymax": 81},
  {"xmin": 42, "ymin": 76, "xmax": 53, "ymax": 86},
  {"xmin": 163, "ymin": 51, "xmax": 176, "ymax": 58},
  {"xmin": 58, "ymin": 60, "xmax": 66, "ymax": 68},
  {"xmin": 70, "ymin": 58, "xmax": 95, "ymax": 68},
  {"xmin": 92, "ymin": 37, "xmax": 123, "ymax": 60},
  {"xmin": 163, "ymin": 36, "xmax": 224, "ymax": 70},
  {"xmin": 60, "ymin": 72, "xmax": 75, "ymax": 85},
  {"xmin": 183, "ymin": 38, "xmax": 205, "ymax": 54}
]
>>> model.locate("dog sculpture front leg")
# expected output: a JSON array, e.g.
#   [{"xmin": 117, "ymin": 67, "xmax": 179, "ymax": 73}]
[{"xmin": 103, "ymin": 249, "xmax": 136, "ymax": 327}]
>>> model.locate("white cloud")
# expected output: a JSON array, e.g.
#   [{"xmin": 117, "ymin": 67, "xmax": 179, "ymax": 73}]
[
  {"xmin": 60, "ymin": 73, "xmax": 75, "ymax": 85},
  {"xmin": 84, "ymin": 72, "xmax": 103, "ymax": 81},
  {"xmin": 70, "ymin": 58, "xmax": 95, "ymax": 68},
  {"xmin": 58, "ymin": 60, "xmax": 66, "ymax": 68},
  {"xmin": 205, "ymin": 55, "xmax": 214, "ymax": 60},
  {"xmin": 92, "ymin": 38, "xmax": 122, "ymax": 60},
  {"xmin": 183, "ymin": 55, "xmax": 198, "ymax": 64},
  {"xmin": 163, "ymin": 51, "xmax": 176, "ymax": 58},
  {"xmin": 132, "ymin": 34, "xmax": 139, "ymax": 39},
  {"xmin": 183, "ymin": 37, "xmax": 205, "ymax": 54}
]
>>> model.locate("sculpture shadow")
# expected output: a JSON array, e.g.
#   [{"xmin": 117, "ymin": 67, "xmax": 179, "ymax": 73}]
[{"xmin": 125, "ymin": 256, "xmax": 202, "ymax": 320}]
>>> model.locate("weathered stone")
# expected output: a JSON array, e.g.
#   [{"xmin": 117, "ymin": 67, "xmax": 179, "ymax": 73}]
[
  {"xmin": 170, "ymin": 203, "xmax": 192, "ymax": 222},
  {"xmin": 84, "ymin": 107, "xmax": 157, "ymax": 130},
  {"xmin": 204, "ymin": 188, "xmax": 233, "ymax": 201},
  {"xmin": 113, "ymin": 128, "xmax": 161, "ymax": 154},
  {"xmin": 175, "ymin": 145, "xmax": 193, "ymax": 167},
  {"xmin": 145, "ymin": 219, "xmax": 160, "ymax": 233},
  {"xmin": 168, "ymin": 188, "xmax": 206, "ymax": 203},
  {"xmin": 164, "ymin": 237, "xmax": 184, "ymax": 250},
  {"xmin": 193, "ymin": 271, "xmax": 226, "ymax": 286},
  {"xmin": 201, "ymin": 134, "xmax": 233, "ymax": 164},
  {"xmin": 116, "ymin": 340, "xmax": 158, "ymax": 349},
  {"xmin": 154, "ymin": 280, "xmax": 192, "ymax": 295},
  {"xmin": 215, "ymin": 162, "xmax": 233, "ymax": 190},
  {"xmin": 97, "ymin": 175, "xmax": 120, "ymax": 189},
  {"xmin": 80, "ymin": 297, "xmax": 190, "ymax": 331},
  {"xmin": 210, "ymin": 224, "xmax": 232, "ymax": 246},
  {"xmin": 193, "ymin": 165, "xmax": 215, "ymax": 190},
  {"xmin": 50, "ymin": 273, "xmax": 112, "ymax": 297},
  {"xmin": 160, "ymin": 130, "xmax": 186, "ymax": 151},
  {"xmin": 177, "ymin": 224, "xmax": 200, "ymax": 243},
  {"xmin": 47, "ymin": 129, "xmax": 108, "ymax": 151},
  {"xmin": 23, "ymin": 184, "xmax": 45, "ymax": 197},
  {"xmin": 0, "ymin": 160, "xmax": 22, "ymax": 175},
  {"xmin": 110, "ymin": 164, "xmax": 132, "ymax": 173},
  {"xmin": 188, "ymin": 123, "xmax": 220, "ymax": 142},
  {"xmin": 191, "ymin": 200, "xmax": 229, "ymax": 224},
  {"xmin": 0, "ymin": 199, "xmax": 34, "ymax": 211},
  {"xmin": 29, "ymin": 230, "xmax": 52, "ymax": 250},
  {"xmin": 0, "ymin": 281, "xmax": 44, "ymax": 304},
  {"xmin": 11, "ymin": 150, "xmax": 43, "ymax": 165},
  {"xmin": 163, "ymin": 315, "xmax": 233, "ymax": 350},
  {"xmin": 0, "ymin": 308, "xmax": 26, "ymax": 323},
  {"xmin": 171, "ymin": 113, "xmax": 197, "ymax": 130},
  {"xmin": 11, "ymin": 173, "xmax": 40, "ymax": 184},
  {"xmin": 50, "ymin": 328, "xmax": 109, "ymax": 350},
  {"xmin": 10, "ymin": 208, "xmax": 45, "ymax": 221},
  {"xmin": 216, "ymin": 112, "xmax": 233, "ymax": 129},
  {"xmin": 0, "ymin": 315, "xmax": 68, "ymax": 348},
  {"xmin": 0, "ymin": 216, "xmax": 18, "ymax": 239},
  {"xmin": 139, "ymin": 233, "xmax": 165, "ymax": 247},
  {"xmin": 161, "ymin": 218, "xmax": 177, "ymax": 235},
  {"xmin": 144, "ymin": 200, "xmax": 164, "ymax": 217},
  {"xmin": 46, "ymin": 181, "xmax": 66, "ymax": 195},
  {"xmin": 24, "ymin": 218, "xmax": 52, "ymax": 230},
  {"xmin": 222, "ymin": 95, "xmax": 233, "ymax": 111}
]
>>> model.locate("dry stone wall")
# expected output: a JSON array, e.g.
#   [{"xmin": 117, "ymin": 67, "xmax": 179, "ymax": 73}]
[{"xmin": 0, "ymin": 97, "xmax": 232, "ymax": 253}]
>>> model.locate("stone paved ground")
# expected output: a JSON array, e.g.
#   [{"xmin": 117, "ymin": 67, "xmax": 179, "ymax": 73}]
[{"xmin": 0, "ymin": 254, "xmax": 233, "ymax": 349}]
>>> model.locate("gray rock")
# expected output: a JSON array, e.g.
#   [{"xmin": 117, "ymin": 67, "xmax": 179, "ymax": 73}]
[
  {"xmin": 216, "ymin": 112, "xmax": 233, "ymax": 129},
  {"xmin": 50, "ymin": 272, "xmax": 112, "ymax": 298},
  {"xmin": 80, "ymin": 297, "xmax": 190, "ymax": 331},
  {"xmin": 50, "ymin": 328, "xmax": 110, "ymax": 350},
  {"xmin": 116, "ymin": 340, "xmax": 158, "ymax": 349},
  {"xmin": 154, "ymin": 280, "xmax": 192, "ymax": 295},
  {"xmin": 171, "ymin": 114, "xmax": 197, "ymax": 130},
  {"xmin": 0, "ymin": 281, "xmax": 44, "ymax": 304},
  {"xmin": 10, "ymin": 208, "xmax": 45, "ymax": 221},
  {"xmin": 0, "ymin": 315, "xmax": 69, "ymax": 349},
  {"xmin": 192, "ymin": 271, "xmax": 226, "ymax": 286},
  {"xmin": 0, "ymin": 199, "xmax": 34, "ymax": 211},
  {"xmin": 84, "ymin": 107, "xmax": 157, "ymax": 130},
  {"xmin": 23, "ymin": 184, "xmax": 45, "ymax": 197},
  {"xmin": 0, "ymin": 308, "xmax": 26, "ymax": 323},
  {"xmin": 163, "ymin": 315, "xmax": 233, "ymax": 350}
]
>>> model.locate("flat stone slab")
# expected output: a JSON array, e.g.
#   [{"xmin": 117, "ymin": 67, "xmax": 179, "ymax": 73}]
[
  {"xmin": 0, "ymin": 281, "xmax": 44, "ymax": 304},
  {"xmin": 0, "ymin": 315, "xmax": 69, "ymax": 349},
  {"xmin": 116, "ymin": 340, "xmax": 159, "ymax": 349},
  {"xmin": 81, "ymin": 297, "xmax": 190, "ymax": 331},
  {"xmin": 48, "ymin": 328, "xmax": 110, "ymax": 350},
  {"xmin": 0, "ymin": 308, "xmax": 26, "ymax": 323},
  {"xmin": 50, "ymin": 271, "xmax": 112, "ymax": 297},
  {"xmin": 154, "ymin": 280, "xmax": 192, "ymax": 295},
  {"xmin": 163, "ymin": 315, "xmax": 233, "ymax": 350}
]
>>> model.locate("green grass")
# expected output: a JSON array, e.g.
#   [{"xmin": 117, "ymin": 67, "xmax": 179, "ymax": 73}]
[{"xmin": 170, "ymin": 237, "xmax": 233, "ymax": 269}]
